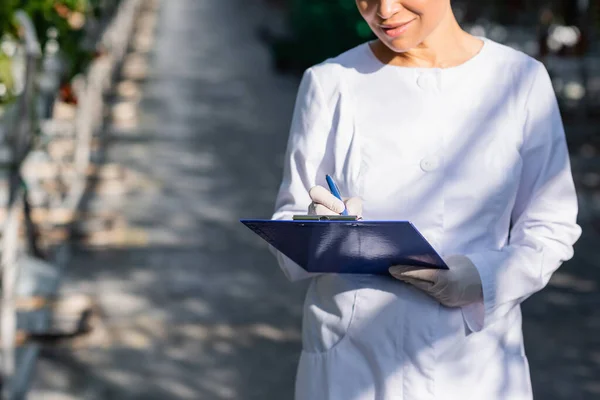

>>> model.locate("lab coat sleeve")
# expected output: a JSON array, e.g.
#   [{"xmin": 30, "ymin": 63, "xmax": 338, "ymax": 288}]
[
  {"xmin": 461, "ymin": 61, "xmax": 582, "ymax": 332},
  {"xmin": 270, "ymin": 68, "xmax": 334, "ymax": 281}
]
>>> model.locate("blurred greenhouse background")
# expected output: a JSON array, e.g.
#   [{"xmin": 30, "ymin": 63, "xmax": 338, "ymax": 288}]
[
  {"xmin": 260, "ymin": 0, "xmax": 600, "ymax": 116},
  {"xmin": 0, "ymin": 0, "xmax": 598, "ymax": 399}
]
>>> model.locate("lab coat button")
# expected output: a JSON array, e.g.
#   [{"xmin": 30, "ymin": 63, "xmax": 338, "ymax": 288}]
[{"xmin": 420, "ymin": 156, "xmax": 440, "ymax": 172}]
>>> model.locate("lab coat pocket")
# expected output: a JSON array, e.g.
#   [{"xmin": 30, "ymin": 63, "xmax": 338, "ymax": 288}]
[{"xmin": 301, "ymin": 274, "xmax": 361, "ymax": 354}]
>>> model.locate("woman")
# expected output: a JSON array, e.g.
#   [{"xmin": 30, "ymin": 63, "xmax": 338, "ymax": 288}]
[{"xmin": 271, "ymin": 1, "xmax": 581, "ymax": 399}]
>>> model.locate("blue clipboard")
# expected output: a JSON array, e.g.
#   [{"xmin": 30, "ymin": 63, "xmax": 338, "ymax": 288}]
[{"xmin": 241, "ymin": 219, "xmax": 448, "ymax": 275}]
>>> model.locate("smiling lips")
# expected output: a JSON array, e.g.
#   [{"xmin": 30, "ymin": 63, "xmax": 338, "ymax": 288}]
[{"xmin": 379, "ymin": 19, "xmax": 416, "ymax": 38}]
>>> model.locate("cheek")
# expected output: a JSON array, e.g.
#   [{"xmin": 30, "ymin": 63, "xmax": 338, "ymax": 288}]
[
  {"xmin": 400, "ymin": 0, "xmax": 448, "ymax": 42},
  {"xmin": 356, "ymin": 0, "xmax": 377, "ymax": 22},
  {"xmin": 414, "ymin": 0, "xmax": 448, "ymax": 26}
]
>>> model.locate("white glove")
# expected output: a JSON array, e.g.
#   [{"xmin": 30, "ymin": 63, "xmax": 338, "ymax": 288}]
[
  {"xmin": 388, "ymin": 255, "xmax": 483, "ymax": 308},
  {"xmin": 308, "ymin": 185, "xmax": 363, "ymax": 217}
]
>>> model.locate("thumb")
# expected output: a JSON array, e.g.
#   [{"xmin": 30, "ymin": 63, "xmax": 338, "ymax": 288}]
[
  {"xmin": 309, "ymin": 185, "xmax": 345, "ymax": 214},
  {"xmin": 344, "ymin": 197, "xmax": 363, "ymax": 217}
]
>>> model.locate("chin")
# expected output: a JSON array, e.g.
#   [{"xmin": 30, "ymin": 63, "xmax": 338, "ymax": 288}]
[{"xmin": 379, "ymin": 36, "xmax": 420, "ymax": 53}]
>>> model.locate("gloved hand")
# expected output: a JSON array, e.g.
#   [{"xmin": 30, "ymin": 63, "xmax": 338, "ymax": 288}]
[
  {"xmin": 389, "ymin": 255, "xmax": 483, "ymax": 308},
  {"xmin": 308, "ymin": 185, "xmax": 363, "ymax": 218}
]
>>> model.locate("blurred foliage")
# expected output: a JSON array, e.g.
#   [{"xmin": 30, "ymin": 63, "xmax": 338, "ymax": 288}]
[
  {"xmin": 17, "ymin": 0, "xmax": 90, "ymax": 80},
  {"xmin": 0, "ymin": 50, "xmax": 15, "ymax": 104},
  {"xmin": 272, "ymin": 0, "xmax": 374, "ymax": 72},
  {"xmin": 0, "ymin": 0, "xmax": 120, "ymax": 106}
]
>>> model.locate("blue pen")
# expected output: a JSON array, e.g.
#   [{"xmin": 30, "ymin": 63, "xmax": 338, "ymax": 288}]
[{"xmin": 325, "ymin": 175, "xmax": 348, "ymax": 216}]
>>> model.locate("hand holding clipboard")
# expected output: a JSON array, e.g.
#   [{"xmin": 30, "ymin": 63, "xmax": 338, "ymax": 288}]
[{"xmin": 241, "ymin": 175, "xmax": 448, "ymax": 274}]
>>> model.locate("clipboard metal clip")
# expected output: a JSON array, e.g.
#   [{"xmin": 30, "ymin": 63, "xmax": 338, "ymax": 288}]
[{"xmin": 293, "ymin": 215, "xmax": 361, "ymax": 221}]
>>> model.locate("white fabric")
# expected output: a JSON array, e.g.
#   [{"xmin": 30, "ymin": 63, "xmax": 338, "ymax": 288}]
[{"xmin": 271, "ymin": 38, "xmax": 581, "ymax": 400}]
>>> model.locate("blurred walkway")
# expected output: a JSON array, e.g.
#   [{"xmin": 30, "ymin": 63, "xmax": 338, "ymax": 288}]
[
  {"xmin": 29, "ymin": 0, "xmax": 600, "ymax": 399},
  {"xmin": 30, "ymin": 0, "xmax": 305, "ymax": 399}
]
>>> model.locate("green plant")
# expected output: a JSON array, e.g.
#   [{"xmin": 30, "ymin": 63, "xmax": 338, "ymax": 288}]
[
  {"xmin": 18, "ymin": 0, "xmax": 91, "ymax": 81},
  {"xmin": 0, "ymin": 49, "xmax": 16, "ymax": 105},
  {"xmin": 0, "ymin": 0, "xmax": 118, "ymax": 106}
]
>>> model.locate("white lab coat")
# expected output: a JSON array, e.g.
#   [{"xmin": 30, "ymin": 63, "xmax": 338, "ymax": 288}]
[{"xmin": 271, "ymin": 38, "xmax": 581, "ymax": 400}]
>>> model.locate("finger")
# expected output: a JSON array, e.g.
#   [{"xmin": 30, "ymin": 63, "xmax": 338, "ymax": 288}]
[
  {"xmin": 309, "ymin": 186, "xmax": 345, "ymax": 214},
  {"xmin": 401, "ymin": 269, "xmax": 439, "ymax": 284},
  {"xmin": 389, "ymin": 266, "xmax": 415, "ymax": 281},
  {"xmin": 389, "ymin": 266, "xmax": 424, "ymax": 277},
  {"xmin": 344, "ymin": 197, "xmax": 363, "ymax": 217},
  {"xmin": 389, "ymin": 266, "xmax": 439, "ymax": 284},
  {"xmin": 313, "ymin": 204, "xmax": 340, "ymax": 216},
  {"xmin": 402, "ymin": 277, "xmax": 435, "ymax": 292}
]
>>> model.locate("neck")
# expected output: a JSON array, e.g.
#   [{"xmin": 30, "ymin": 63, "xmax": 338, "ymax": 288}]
[{"xmin": 373, "ymin": 9, "xmax": 481, "ymax": 69}]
